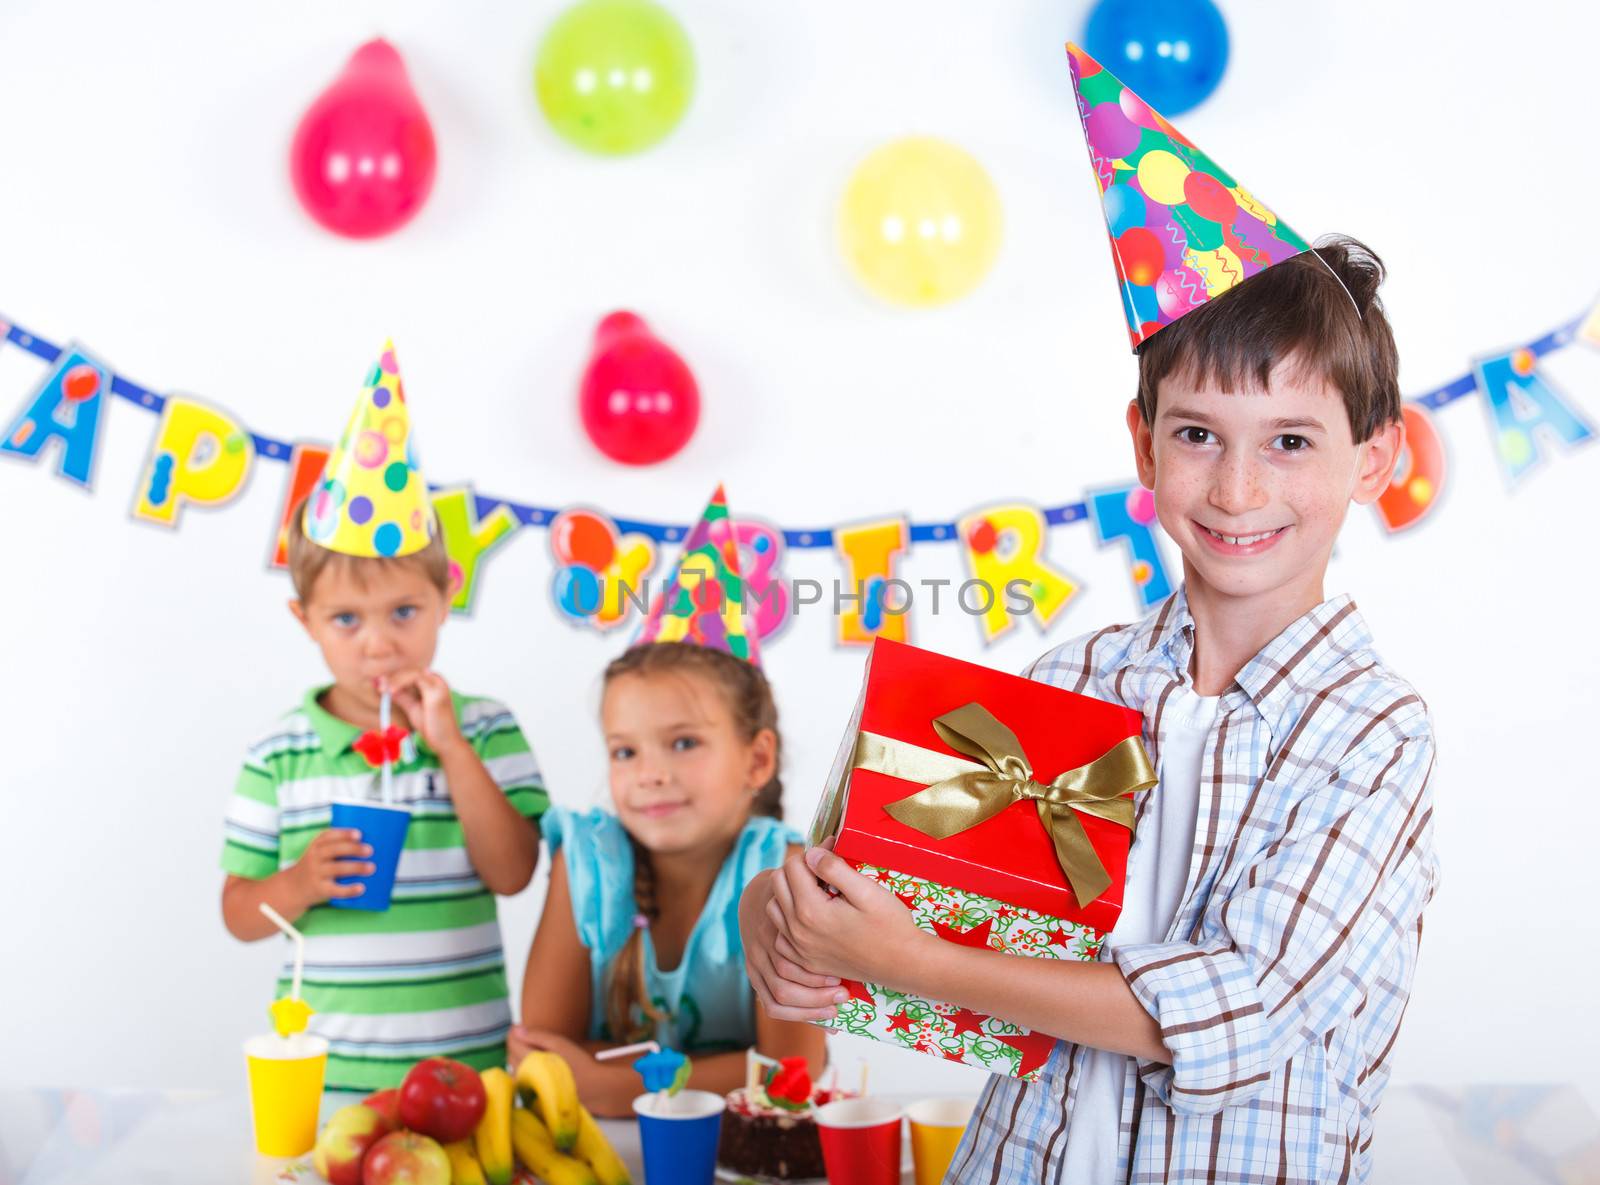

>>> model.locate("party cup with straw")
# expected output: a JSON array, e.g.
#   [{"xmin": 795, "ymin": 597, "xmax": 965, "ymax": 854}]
[
  {"xmin": 632, "ymin": 1047, "xmax": 693, "ymax": 1110},
  {"xmin": 631, "ymin": 1047, "xmax": 720, "ymax": 1185},
  {"xmin": 332, "ymin": 687, "xmax": 412, "ymax": 911},
  {"xmin": 245, "ymin": 904, "xmax": 328, "ymax": 1156}
]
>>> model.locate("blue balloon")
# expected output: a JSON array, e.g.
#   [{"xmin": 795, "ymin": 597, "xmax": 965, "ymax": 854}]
[
  {"xmin": 1082, "ymin": 0, "xmax": 1229, "ymax": 117},
  {"xmin": 1126, "ymin": 280, "xmax": 1161, "ymax": 326},
  {"xmin": 1103, "ymin": 184, "xmax": 1147, "ymax": 237},
  {"xmin": 554, "ymin": 565, "xmax": 602, "ymax": 618}
]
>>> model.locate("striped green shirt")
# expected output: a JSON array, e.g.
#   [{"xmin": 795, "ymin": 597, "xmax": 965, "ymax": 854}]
[{"xmin": 221, "ymin": 687, "xmax": 548, "ymax": 1090}]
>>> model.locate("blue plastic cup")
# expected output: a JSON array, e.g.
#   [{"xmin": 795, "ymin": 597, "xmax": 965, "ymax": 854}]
[
  {"xmin": 329, "ymin": 801, "xmax": 411, "ymax": 911},
  {"xmin": 632, "ymin": 1090, "xmax": 724, "ymax": 1185}
]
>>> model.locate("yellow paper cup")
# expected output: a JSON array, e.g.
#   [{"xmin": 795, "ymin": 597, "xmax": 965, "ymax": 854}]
[
  {"xmin": 245, "ymin": 1033, "xmax": 328, "ymax": 1156},
  {"xmin": 906, "ymin": 1097, "xmax": 976, "ymax": 1185}
]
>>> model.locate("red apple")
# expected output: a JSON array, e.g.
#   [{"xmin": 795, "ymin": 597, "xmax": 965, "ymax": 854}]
[
  {"xmin": 314, "ymin": 1103, "xmax": 393, "ymax": 1185},
  {"xmin": 397, "ymin": 1058, "xmax": 486, "ymax": 1143},
  {"xmin": 362, "ymin": 1130, "xmax": 450, "ymax": 1185},
  {"xmin": 362, "ymin": 1088, "xmax": 402, "ymax": 1129}
]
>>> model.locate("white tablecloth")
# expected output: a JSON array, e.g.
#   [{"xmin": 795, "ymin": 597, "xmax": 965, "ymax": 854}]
[
  {"xmin": 3, "ymin": 1084, "xmax": 1598, "ymax": 1184},
  {"xmin": 0, "ymin": 1089, "xmax": 640, "ymax": 1185}
]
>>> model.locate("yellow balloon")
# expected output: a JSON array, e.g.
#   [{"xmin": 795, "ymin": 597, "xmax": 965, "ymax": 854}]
[
  {"xmin": 1135, "ymin": 149, "xmax": 1190, "ymax": 206},
  {"xmin": 839, "ymin": 136, "xmax": 1003, "ymax": 307}
]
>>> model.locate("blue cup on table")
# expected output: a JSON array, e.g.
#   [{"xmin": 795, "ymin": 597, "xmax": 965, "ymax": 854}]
[
  {"xmin": 329, "ymin": 801, "xmax": 411, "ymax": 911},
  {"xmin": 632, "ymin": 1089, "xmax": 723, "ymax": 1185}
]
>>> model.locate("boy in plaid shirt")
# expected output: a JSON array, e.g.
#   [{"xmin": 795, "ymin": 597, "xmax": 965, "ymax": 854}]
[{"xmin": 739, "ymin": 47, "xmax": 1437, "ymax": 1185}]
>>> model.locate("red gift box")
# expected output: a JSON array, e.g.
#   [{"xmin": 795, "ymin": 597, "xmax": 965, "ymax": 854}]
[{"xmin": 811, "ymin": 637, "xmax": 1150, "ymax": 934}]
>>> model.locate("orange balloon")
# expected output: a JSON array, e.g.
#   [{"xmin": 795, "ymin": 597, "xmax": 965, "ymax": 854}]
[
  {"xmin": 1375, "ymin": 405, "xmax": 1446, "ymax": 532},
  {"xmin": 552, "ymin": 511, "xmax": 617, "ymax": 570}
]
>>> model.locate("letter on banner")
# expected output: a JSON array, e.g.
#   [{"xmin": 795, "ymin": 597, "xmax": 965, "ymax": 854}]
[
  {"xmin": 0, "ymin": 344, "xmax": 110, "ymax": 487},
  {"xmin": 549, "ymin": 508, "xmax": 658, "ymax": 631},
  {"xmin": 1086, "ymin": 485, "xmax": 1173, "ymax": 611},
  {"xmin": 1374, "ymin": 405, "xmax": 1446, "ymax": 533},
  {"xmin": 132, "ymin": 396, "xmax": 254, "ymax": 526},
  {"xmin": 1578, "ymin": 295, "xmax": 1600, "ymax": 349},
  {"xmin": 269, "ymin": 442, "xmax": 331, "ymax": 568},
  {"xmin": 956, "ymin": 504, "xmax": 1078, "ymax": 644},
  {"xmin": 1473, "ymin": 347, "xmax": 1594, "ymax": 486},
  {"xmin": 834, "ymin": 517, "xmax": 910, "ymax": 645},
  {"xmin": 734, "ymin": 520, "xmax": 790, "ymax": 646},
  {"xmin": 432, "ymin": 488, "xmax": 521, "ymax": 614}
]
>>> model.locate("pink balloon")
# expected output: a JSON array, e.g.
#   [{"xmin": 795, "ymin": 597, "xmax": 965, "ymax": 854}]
[
  {"xmin": 290, "ymin": 39, "xmax": 437, "ymax": 239},
  {"xmin": 579, "ymin": 312, "xmax": 700, "ymax": 466},
  {"xmin": 1154, "ymin": 267, "xmax": 1207, "ymax": 320}
]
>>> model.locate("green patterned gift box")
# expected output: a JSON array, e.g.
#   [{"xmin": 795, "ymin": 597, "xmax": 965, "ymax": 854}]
[{"xmin": 821, "ymin": 863, "xmax": 1105, "ymax": 1081}]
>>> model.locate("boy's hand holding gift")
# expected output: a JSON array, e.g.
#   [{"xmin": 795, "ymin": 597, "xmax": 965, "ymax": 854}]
[
  {"xmin": 739, "ymin": 859, "xmax": 844, "ymax": 1022},
  {"xmin": 768, "ymin": 842, "xmax": 924, "ymax": 987}
]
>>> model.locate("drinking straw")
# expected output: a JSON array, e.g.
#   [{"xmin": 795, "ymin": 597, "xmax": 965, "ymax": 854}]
[
  {"xmin": 597, "ymin": 1040, "xmax": 659, "ymax": 1062},
  {"xmin": 259, "ymin": 903, "xmax": 305, "ymax": 1001},
  {"xmin": 379, "ymin": 688, "xmax": 394, "ymax": 805}
]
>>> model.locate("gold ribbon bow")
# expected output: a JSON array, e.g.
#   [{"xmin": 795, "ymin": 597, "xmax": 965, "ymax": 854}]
[{"xmin": 852, "ymin": 702, "xmax": 1156, "ymax": 909}]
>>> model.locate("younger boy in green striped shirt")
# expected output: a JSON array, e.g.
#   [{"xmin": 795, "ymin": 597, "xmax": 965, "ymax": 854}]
[
  {"xmin": 221, "ymin": 505, "xmax": 547, "ymax": 1088},
  {"xmin": 221, "ymin": 350, "xmax": 546, "ymax": 1088}
]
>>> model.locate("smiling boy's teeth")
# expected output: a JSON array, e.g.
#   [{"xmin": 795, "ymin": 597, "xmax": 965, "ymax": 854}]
[{"xmin": 1207, "ymin": 527, "xmax": 1278, "ymax": 546}]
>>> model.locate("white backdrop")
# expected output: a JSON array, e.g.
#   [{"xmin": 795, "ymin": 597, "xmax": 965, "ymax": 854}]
[{"xmin": 3, "ymin": 0, "xmax": 1598, "ymax": 1129}]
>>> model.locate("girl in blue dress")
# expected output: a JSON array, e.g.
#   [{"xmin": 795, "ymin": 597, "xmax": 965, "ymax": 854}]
[{"xmin": 509, "ymin": 641, "xmax": 829, "ymax": 1116}]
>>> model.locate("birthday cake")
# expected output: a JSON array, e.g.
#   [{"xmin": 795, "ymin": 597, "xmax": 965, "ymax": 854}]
[{"xmin": 716, "ymin": 1058, "xmax": 844, "ymax": 1182}]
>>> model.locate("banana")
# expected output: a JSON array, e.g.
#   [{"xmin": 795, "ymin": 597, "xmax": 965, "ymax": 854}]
[
  {"xmin": 474, "ymin": 1066, "xmax": 515, "ymax": 1185},
  {"xmin": 510, "ymin": 1109, "xmax": 598, "ymax": 1185},
  {"xmin": 445, "ymin": 1140, "xmax": 488, "ymax": 1185},
  {"xmin": 575, "ymin": 1106, "xmax": 631, "ymax": 1185},
  {"xmin": 515, "ymin": 1050, "xmax": 581, "ymax": 1151}
]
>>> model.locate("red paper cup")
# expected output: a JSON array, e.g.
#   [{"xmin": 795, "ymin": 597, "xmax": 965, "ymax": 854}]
[{"xmin": 815, "ymin": 1098, "xmax": 904, "ymax": 1185}]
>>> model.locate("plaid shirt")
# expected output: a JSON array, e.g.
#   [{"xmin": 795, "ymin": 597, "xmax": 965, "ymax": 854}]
[{"xmin": 946, "ymin": 589, "xmax": 1438, "ymax": 1184}]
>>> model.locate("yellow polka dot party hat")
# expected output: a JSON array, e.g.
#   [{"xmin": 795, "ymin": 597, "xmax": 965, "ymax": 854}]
[{"xmin": 302, "ymin": 340, "xmax": 434, "ymax": 558}]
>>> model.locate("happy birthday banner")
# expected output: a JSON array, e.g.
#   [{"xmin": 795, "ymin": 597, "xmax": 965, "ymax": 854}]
[{"xmin": 2, "ymin": 305, "xmax": 1596, "ymax": 650}]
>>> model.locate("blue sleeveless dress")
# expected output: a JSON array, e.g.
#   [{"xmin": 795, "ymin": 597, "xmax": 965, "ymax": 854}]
[{"xmin": 542, "ymin": 807, "xmax": 799, "ymax": 1051}]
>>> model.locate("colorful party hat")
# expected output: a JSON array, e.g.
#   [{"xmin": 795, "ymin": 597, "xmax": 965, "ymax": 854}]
[
  {"xmin": 635, "ymin": 485, "xmax": 760, "ymax": 665},
  {"xmin": 303, "ymin": 340, "xmax": 435, "ymax": 557},
  {"xmin": 1065, "ymin": 42, "xmax": 1311, "ymax": 351}
]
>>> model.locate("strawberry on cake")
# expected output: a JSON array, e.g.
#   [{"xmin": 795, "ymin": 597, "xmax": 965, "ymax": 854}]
[{"xmin": 716, "ymin": 1057, "xmax": 848, "ymax": 1181}]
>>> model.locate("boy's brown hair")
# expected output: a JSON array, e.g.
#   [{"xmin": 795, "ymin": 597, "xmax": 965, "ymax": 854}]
[
  {"xmin": 284, "ymin": 495, "xmax": 451, "ymax": 603},
  {"xmin": 1135, "ymin": 235, "xmax": 1401, "ymax": 443}
]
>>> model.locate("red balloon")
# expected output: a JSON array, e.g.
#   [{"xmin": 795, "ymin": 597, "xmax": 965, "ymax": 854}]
[
  {"xmin": 290, "ymin": 39, "xmax": 437, "ymax": 239},
  {"xmin": 1116, "ymin": 227, "xmax": 1165, "ymax": 287},
  {"xmin": 966, "ymin": 518, "xmax": 999, "ymax": 555},
  {"xmin": 1182, "ymin": 172, "xmax": 1237, "ymax": 224},
  {"xmin": 579, "ymin": 312, "xmax": 701, "ymax": 466},
  {"xmin": 62, "ymin": 364, "xmax": 101, "ymax": 403}
]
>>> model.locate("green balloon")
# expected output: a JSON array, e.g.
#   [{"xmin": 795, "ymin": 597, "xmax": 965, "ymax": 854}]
[{"xmin": 534, "ymin": 0, "xmax": 696, "ymax": 156}]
